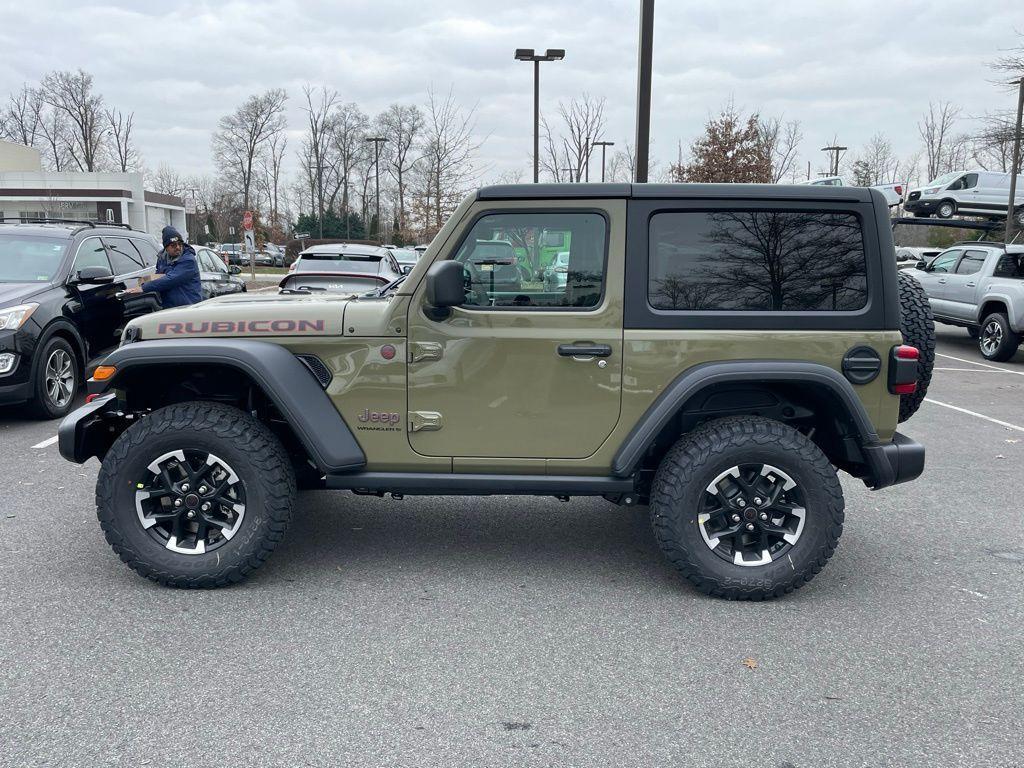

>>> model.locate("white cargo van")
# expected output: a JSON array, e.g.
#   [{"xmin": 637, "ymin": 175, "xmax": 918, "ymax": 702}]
[{"xmin": 905, "ymin": 170, "xmax": 1024, "ymax": 224}]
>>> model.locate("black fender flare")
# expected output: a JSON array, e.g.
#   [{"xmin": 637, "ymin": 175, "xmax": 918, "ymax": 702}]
[
  {"xmin": 85, "ymin": 339, "xmax": 366, "ymax": 473},
  {"xmin": 612, "ymin": 360, "xmax": 885, "ymax": 480}
]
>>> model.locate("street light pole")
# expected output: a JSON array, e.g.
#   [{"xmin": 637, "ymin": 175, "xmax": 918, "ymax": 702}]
[
  {"xmin": 592, "ymin": 141, "xmax": 615, "ymax": 182},
  {"xmin": 1005, "ymin": 77, "xmax": 1024, "ymax": 244},
  {"xmin": 365, "ymin": 136, "xmax": 387, "ymax": 242},
  {"xmin": 515, "ymin": 48, "xmax": 566, "ymax": 183},
  {"xmin": 821, "ymin": 145, "xmax": 847, "ymax": 177},
  {"xmin": 634, "ymin": 0, "xmax": 655, "ymax": 183}
]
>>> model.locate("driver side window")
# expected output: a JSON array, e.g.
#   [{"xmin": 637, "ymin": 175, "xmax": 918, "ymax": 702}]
[
  {"xmin": 450, "ymin": 211, "xmax": 607, "ymax": 309},
  {"xmin": 929, "ymin": 250, "xmax": 961, "ymax": 273},
  {"xmin": 73, "ymin": 238, "xmax": 111, "ymax": 273}
]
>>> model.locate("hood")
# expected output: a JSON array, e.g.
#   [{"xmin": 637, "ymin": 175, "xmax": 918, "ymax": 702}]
[
  {"xmin": 0, "ymin": 281, "xmax": 50, "ymax": 308},
  {"xmin": 124, "ymin": 291, "xmax": 404, "ymax": 341}
]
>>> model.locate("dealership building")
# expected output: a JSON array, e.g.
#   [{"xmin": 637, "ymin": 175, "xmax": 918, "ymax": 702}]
[{"xmin": 0, "ymin": 140, "xmax": 187, "ymax": 237}]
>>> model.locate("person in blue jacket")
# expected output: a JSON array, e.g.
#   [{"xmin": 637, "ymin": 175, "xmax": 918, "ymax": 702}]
[{"xmin": 128, "ymin": 226, "xmax": 202, "ymax": 307}]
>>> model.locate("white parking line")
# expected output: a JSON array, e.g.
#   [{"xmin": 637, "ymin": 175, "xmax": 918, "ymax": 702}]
[
  {"xmin": 933, "ymin": 367, "xmax": 1003, "ymax": 372},
  {"xmin": 935, "ymin": 353, "xmax": 1024, "ymax": 376},
  {"xmin": 32, "ymin": 435, "xmax": 59, "ymax": 449},
  {"xmin": 924, "ymin": 398, "xmax": 1024, "ymax": 433}
]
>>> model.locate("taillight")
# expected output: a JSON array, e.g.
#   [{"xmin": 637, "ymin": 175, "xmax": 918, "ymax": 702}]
[
  {"xmin": 894, "ymin": 185, "xmax": 903, "ymax": 196},
  {"xmin": 889, "ymin": 345, "xmax": 919, "ymax": 394}
]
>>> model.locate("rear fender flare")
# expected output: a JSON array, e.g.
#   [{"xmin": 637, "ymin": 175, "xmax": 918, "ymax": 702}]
[{"xmin": 612, "ymin": 360, "xmax": 881, "ymax": 478}]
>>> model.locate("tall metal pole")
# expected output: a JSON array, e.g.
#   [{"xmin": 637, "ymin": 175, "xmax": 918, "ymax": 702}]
[
  {"xmin": 634, "ymin": 0, "xmax": 655, "ymax": 183},
  {"xmin": 374, "ymin": 141, "xmax": 381, "ymax": 242},
  {"xmin": 534, "ymin": 59, "xmax": 540, "ymax": 183},
  {"xmin": 1005, "ymin": 77, "xmax": 1024, "ymax": 243},
  {"xmin": 602, "ymin": 143, "xmax": 607, "ymax": 181}
]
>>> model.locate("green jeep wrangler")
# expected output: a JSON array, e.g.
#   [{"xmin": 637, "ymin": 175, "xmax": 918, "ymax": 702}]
[{"xmin": 59, "ymin": 183, "xmax": 934, "ymax": 600}]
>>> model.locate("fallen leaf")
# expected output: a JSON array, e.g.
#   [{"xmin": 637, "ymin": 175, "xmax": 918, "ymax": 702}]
[
  {"xmin": 995, "ymin": 455, "xmax": 1005, "ymax": 460},
  {"xmin": 1006, "ymin": 439, "xmax": 1020, "ymax": 444},
  {"xmin": 742, "ymin": 657, "xmax": 758, "ymax": 670}
]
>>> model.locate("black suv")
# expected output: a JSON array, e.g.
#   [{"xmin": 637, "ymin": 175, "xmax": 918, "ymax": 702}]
[{"xmin": 0, "ymin": 220, "xmax": 163, "ymax": 418}]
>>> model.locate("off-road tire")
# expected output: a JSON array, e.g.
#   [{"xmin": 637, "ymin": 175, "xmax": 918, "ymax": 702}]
[
  {"xmin": 897, "ymin": 271, "xmax": 936, "ymax": 422},
  {"xmin": 649, "ymin": 416, "xmax": 844, "ymax": 601},
  {"xmin": 27, "ymin": 336, "xmax": 78, "ymax": 419},
  {"xmin": 978, "ymin": 312, "xmax": 1021, "ymax": 362},
  {"xmin": 96, "ymin": 401, "xmax": 295, "ymax": 587}
]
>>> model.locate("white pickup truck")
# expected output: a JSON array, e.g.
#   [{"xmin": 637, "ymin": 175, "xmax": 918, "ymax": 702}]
[
  {"xmin": 906, "ymin": 242, "xmax": 1024, "ymax": 361},
  {"xmin": 797, "ymin": 176, "xmax": 904, "ymax": 207}
]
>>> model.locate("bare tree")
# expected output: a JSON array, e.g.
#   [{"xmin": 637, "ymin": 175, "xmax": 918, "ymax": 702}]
[
  {"xmin": 1, "ymin": 85, "xmax": 44, "ymax": 146},
  {"xmin": 972, "ymin": 112, "xmax": 1020, "ymax": 172},
  {"xmin": 759, "ymin": 116, "xmax": 802, "ymax": 183},
  {"xmin": 847, "ymin": 132, "xmax": 899, "ymax": 185},
  {"xmin": 39, "ymin": 70, "xmax": 108, "ymax": 171},
  {"xmin": 330, "ymin": 103, "xmax": 369, "ymax": 238},
  {"xmin": 918, "ymin": 102, "xmax": 964, "ymax": 180},
  {"xmin": 299, "ymin": 85, "xmax": 339, "ymax": 238},
  {"xmin": 377, "ymin": 103, "xmax": 424, "ymax": 234},
  {"xmin": 538, "ymin": 94, "xmax": 606, "ymax": 182},
  {"xmin": 211, "ymin": 88, "xmax": 288, "ymax": 213},
  {"xmin": 413, "ymin": 87, "xmax": 482, "ymax": 235},
  {"xmin": 260, "ymin": 131, "xmax": 288, "ymax": 237},
  {"xmin": 148, "ymin": 164, "xmax": 185, "ymax": 195},
  {"xmin": 37, "ymin": 105, "xmax": 71, "ymax": 171},
  {"xmin": 105, "ymin": 108, "xmax": 138, "ymax": 172}
]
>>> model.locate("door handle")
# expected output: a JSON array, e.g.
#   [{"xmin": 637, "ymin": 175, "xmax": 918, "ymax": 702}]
[
  {"xmin": 937, "ymin": 278, "xmax": 947, "ymax": 284},
  {"xmin": 965, "ymin": 282, "xmax": 976, "ymax": 287},
  {"xmin": 557, "ymin": 343, "xmax": 612, "ymax": 358}
]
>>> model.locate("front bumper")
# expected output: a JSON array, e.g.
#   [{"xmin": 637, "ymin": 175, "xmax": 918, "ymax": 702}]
[
  {"xmin": 58, "ymin": 393, "xmax": 124, "ymax": 463},
  {"xmin": 0, "ymin": 327, "xmax": 35, "ymax": 405},
  {"xmin": 861, "ymin": 432, "xmax": 925, "ymax": 490},
  {"xmin": 904, "ymin": 198, "xmax": 937, "ymax": 215}
]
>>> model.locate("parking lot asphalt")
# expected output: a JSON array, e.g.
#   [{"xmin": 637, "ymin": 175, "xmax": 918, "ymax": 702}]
[{"xmin": 1, "ymin": 328, "xmax": 1021, "ymax": 768}]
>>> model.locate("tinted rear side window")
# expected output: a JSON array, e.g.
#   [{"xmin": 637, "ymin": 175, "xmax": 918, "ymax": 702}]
[
  {"xmin": 648, "ymin": 210, "xmax": 867, "ymax": 311},
  {"xmin": 993, "ymin": 253, "xmax": 1024, "ymax": 279}
]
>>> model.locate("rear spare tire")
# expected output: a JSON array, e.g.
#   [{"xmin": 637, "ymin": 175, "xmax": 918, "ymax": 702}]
[{"xmin": 897, "ymin": 271, "xmax": 935, "ymax": 422}]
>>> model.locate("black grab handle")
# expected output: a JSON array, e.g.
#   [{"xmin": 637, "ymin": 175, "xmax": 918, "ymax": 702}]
[{"xmin": 557, "ymin": 343, "xmax": 612, "ymax": 358}]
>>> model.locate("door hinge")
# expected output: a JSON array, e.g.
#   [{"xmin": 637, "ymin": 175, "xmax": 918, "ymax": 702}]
[
  {"xmin": 408, "ymin": 411, "xmax": 443, "ymax": 432},
  {"xmin": 409, "ymin": 341, "xmax": 443, "ymax": 363}
]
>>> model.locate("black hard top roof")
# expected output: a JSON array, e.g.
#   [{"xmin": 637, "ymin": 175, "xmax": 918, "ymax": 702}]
[{"xmin": 477, "ymin": 182, "xmax": 875, "ymax": 203}]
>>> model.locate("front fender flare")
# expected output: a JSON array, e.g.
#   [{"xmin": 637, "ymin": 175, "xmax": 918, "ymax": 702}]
[{"xmin": 85, "ymin": 339, "xmax": 366, "ymax": 473}]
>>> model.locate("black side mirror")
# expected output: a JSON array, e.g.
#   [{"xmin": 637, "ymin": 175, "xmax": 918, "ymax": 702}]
[
  {"xmin": 229, "ymin": 265, "xmax": 242, "ymax": 275},
  {"xmin": 915, "ymin": 260, "xmax": 927, "ymax": 271},
  {"xmin": 402, "ymin": 264, "xmax": 414, "ymax": 275},
  {"xmin": 424, "ymin": 261, "xmax": 465, "ymax": 319},
  {"xmin": 74, "ymin": 266, "xmax": 114, "ymax": 284}
]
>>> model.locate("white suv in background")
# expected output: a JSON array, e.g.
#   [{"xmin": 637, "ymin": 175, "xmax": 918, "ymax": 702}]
[{"xmin": 905, "ymin": 170, "xmax": 1024, "ymax": 224}]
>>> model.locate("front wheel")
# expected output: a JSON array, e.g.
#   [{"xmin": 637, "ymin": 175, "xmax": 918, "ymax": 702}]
[
  {"xmin": 936, "ymin": 200, "xmax": 956, "ymax": 219},
  {"xmin": 95, "ymin": 402, "xmax": 295, "ymax": 587},
  {"xmin": 28, "ymin": 336, "xmax": 78, "ymax": 419},
  {"xmin": 649, "ymin": 416, "xmax": 844, "ymax": 600}
]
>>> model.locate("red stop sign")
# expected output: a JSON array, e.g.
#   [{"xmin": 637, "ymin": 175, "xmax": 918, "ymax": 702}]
[{"xmin": 242, "ymin": 211, "xmax": 253, "ymax": 230}]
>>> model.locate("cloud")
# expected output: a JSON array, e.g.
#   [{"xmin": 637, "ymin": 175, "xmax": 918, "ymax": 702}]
[{"xmin": 1, "ymin": 0, "xmax": 1020, "ymax": 183}]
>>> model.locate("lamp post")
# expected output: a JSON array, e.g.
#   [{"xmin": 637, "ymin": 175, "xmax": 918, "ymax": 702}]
[
  {"xmin": 634, "ymin": 0, "xmax": 655, "ymax": 182},
  {"xmin": 1005, "ymin": 77, "xmax": 1023, "ymax": 244},
  {"xmin": 592, "ymin": 141, "xmax": 615, "ymax": 182},
  {"xmin": 365, "ymin": 136, "xmax": 387, "ymax": 241},
  {"xmin": 515, "ymin": 48, "xmax": 565, "ymax": 183}
]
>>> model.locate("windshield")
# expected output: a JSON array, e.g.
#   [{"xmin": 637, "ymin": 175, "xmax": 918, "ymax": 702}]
[
  {"xmin": 296, "ymin": 253, "xmax": 383, "ymax": 273},
  {"xmin": 391, "ymin": 248, "xmax": 419, "ymax": 264},
  {"xmin": 0, "ymin": 235, "xmax": 68, "ymax": 283},
  {"xmin": 925, "ymin": 172, "xmax": 961, "ymax": 187}
]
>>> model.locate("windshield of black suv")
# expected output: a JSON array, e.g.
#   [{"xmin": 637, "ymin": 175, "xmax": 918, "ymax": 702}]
[
  {"xmin": 297, "ymin": 252, "xmax": 384, "ymax": 273},
  {"xmin": 0, "ymin": 235, "xmax": 68, "ymax": 283}
]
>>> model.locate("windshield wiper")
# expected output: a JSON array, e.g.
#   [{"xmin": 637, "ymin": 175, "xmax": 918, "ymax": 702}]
[{"xmin": 374, "ymin": 274, "xmax": 406, "ymax": 297}]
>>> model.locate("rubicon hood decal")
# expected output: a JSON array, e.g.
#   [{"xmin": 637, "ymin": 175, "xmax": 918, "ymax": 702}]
[{"xmin": 157, "ymin": 319, "xmax": 325, "ymax": 335}]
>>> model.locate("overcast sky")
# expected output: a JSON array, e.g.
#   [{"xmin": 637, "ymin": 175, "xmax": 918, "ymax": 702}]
[{"xmin": 1, "ymin": 0, "xmax": 1021, "ymax": 183}]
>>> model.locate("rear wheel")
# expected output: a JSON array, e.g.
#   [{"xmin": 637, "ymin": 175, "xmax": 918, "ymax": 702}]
[
  {"xmin": 95, "ymin": 402, "xmax": 295, "ymax": 587},
  {"xmin": 649, "ymin": 416, "xmax": 844, "ymax": 601},
  {"xmin": 28, "ymin": 336, "xmax": 78, "ymax": 419},
  {"xmin": 897, "ymin": 271, "xmax": 936, "ymax": 422},
  {"xmin": 936, "ymin": 200, "xmax": 956, "ymax": 219},
  {"xmin": 978, "ymin": 313, "xmax": 1021, "ymax": 362}
]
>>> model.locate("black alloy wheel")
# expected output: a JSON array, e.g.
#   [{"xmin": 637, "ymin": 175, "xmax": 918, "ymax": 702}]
[{"xmin": 696, "ymin": 463, "xmax": 806, "ymax": 567}]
